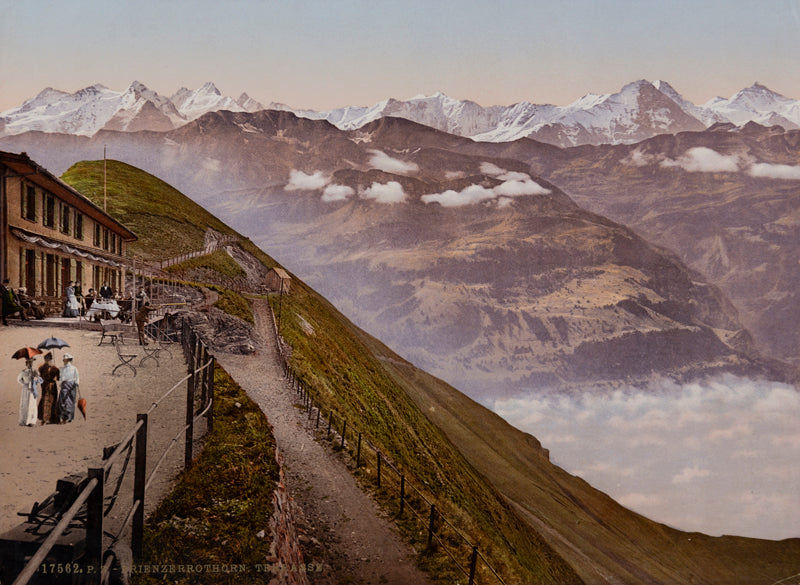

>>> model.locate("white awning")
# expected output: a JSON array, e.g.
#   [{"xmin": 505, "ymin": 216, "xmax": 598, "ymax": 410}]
[{"xmin": 11, "ymin": 228, "xmax": 126, "ymax": 269}]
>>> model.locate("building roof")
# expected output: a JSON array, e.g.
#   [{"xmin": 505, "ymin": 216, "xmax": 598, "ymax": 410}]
[
  {"xmin": 269, "ymin": 267, "xmax": 291, "ymax": 280},
  {"xmin": 0, "ymin": 150, "xmax": 137, "ymax": 241}
]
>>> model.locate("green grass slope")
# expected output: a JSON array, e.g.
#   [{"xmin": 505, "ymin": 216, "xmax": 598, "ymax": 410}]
[{"xmin": 62, "ymin": 159, "xmax": 239, "ymax": 260}]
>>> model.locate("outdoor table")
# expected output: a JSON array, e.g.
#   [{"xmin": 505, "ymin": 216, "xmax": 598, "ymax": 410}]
[{"xmin": 85, "ymin": 299, "xmax": 120, "ymax": 319}]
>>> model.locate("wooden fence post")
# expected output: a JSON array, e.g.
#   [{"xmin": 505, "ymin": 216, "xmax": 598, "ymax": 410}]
[
  {"xmin": 132, "ymin": 414, "xmax": 148, "ymax": 560},
  {"xmin": 468, "ymin": 546, "xmax": 479, "ymax": 585},
  {"xmin": 427, "ymin": 504, "xmax": 437, "ymax": 548},
  {"xmin": 356, "ymin": 432, "xmax": 362, "ymax": 467},
  {"xmin": 377, "ymin": 452, "xmax": 382, "ymax": 488},
  {"xmin": 185, "ymin": 364, "xmax": 196, "ymax": 469},
  {"xmin": 85, "ymin": 467, "xmax": 105, "ymax": 584},
  {"xmin": 341, "ymin": 420, "xmax": 347, "ymax": 449},
  {"xmin": 207, "ymin": 357, "xmax": 215, "ymax": 433}
]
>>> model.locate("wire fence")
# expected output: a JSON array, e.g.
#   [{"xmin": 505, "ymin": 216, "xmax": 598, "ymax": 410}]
[
  {"xmin": 1, "ymin": 318, "xmax": 215, "ymax": 585},
  {"xmin": 273, "ymin": 326, "xmax": 508, "ymax": 585}
]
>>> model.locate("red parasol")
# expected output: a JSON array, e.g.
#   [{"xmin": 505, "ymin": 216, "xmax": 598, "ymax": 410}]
[{"xmin": 11, "ymin": 347, "xmax": 43, "ymax": 360}]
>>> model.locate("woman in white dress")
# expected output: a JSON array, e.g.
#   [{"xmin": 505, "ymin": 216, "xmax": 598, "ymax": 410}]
[
  {"xmin": 17, "ymin": 358, "xmax": 41, "ymax": 426},
  {"xmin": 63, "ymin": 281, "xmax": 80, "ymax": 317}
]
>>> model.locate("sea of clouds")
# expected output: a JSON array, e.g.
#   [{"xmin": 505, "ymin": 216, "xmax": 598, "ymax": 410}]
[{"xmin": 492, "ymin": 374, "xmax": 800, "ymax": 540}]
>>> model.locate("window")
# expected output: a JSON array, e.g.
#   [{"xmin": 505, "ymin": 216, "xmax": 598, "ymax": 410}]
[
  {"xmin": 23, "ymin": 249, "xmax": 36, "ymax": 295},
  {"xmin": 74, "ymin": 211, "xmax": 84, "ymax": 240},
  {"xmin": 103, "ymin": 227, "xmax": 109, "ymax": 251},
  {"xmin": 94, "ymin": 224, "xmax": 101, "ymax": 247},
  {"xmin": 60, "ymin": 203, "xmax": 71, "ymax": 234},
  {"xmin": 45, "ymin": 254, "xmax": 57, "ymax": 296},
  {"xmin": 21, "ymin": 185, "xmax": 36, "ymax": 221},
  {"xmin": 43, "ymin": 194, "xmax": 56, "ymax": 228}
]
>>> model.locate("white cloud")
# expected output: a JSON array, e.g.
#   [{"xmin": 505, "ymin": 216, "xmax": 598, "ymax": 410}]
[
  {"xmin": 445, "ymin": 170, "xmax": 467, "ymax": 180},
  {"xmin": 660, "ymin": 147, "xmax": 741, "ymax": 173},
  {"xmin": 672, "ymin": 465, "xmax": 712, "ymax": 485},
  {"xmin": 494, "ymin": 178, "xmax": 551, "ymax": 197},
  {"xmin": 285, "ymin": 169, "xmax": 329, "ymax": 191},
  {"xmin": 748, "ymin": 162, "xmax": 800, "ymax": 180},
  {"xmin": 496, "ymin": 196, "xmax": 514, "ymax": 209},
  {"xmin": 497, "ymin": 170, "xmax": 531, "ymax": 182},
  {"xmin": 368, "ymin": 150, "xmax": 419, "ymax": 175},
  {"xmin": 480, "ymin": 162, "xmax": 541, "ymax": 184},
  {"xmin": 422, "ymin": 163, "xmax": 550, "ymax": 208},
  {"xmin": 623, "ymin": 148, "xmax": 660, "ymax": 167},
  {"xmin": 362, "ymin": 181, "xmax": 407, "ymax": 203},
  {"xmin": 480, "ymin": 162, "xmax": 506, "ymax": 176},
  {"xmin": 421, "ymin": 184, "xmax": 496, "ymax": 207},
  {"xmin": 321, "ymin": 184, "xmax": 355, "ymax": 202}
]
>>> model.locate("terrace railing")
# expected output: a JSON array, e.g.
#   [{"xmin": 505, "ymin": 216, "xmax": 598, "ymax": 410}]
[{"xmin": 4, "ymin": 318, "xmax": 215, "ymax": 585}]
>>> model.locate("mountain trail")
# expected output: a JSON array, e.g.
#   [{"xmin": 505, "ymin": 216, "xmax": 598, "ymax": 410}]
[{"xmin": 214, "ymin": 298, "xmax": 433, "ymax": 585}]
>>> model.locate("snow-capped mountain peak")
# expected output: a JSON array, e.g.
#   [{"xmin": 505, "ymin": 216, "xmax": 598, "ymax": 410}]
[
  {"xmin": 236, "ymin": 92, "xmax": 266, "ymax": 112},
  {"xmin": 170, "ymin": 81, "xmax": 245, "ymax": 121},
  {"xmin": 3, "ymin": 79, "xmax": 800, "ymax": 145}
]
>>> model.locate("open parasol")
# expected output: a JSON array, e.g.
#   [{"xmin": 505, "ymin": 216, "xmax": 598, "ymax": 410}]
[
  {"xmin": 37, "ymin": 337, "xmax": 70, "ymax": 351},
  {"xmin": 12, "ymin": 347, "xmax": 43, "ymax": 360}
]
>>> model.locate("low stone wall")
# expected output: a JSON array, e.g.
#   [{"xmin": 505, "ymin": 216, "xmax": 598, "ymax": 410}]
[{"xmin": 265, "ymin": 449, "xmax": 311, "ymax": 585}]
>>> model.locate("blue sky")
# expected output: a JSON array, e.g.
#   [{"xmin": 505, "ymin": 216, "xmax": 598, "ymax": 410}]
[{"xmin": 1, "ymin": 0, "xmax": 799, "ymax": 111}]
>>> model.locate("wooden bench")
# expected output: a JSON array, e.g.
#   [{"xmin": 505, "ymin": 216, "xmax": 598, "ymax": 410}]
[{"xmin": 98, "ymin": 319, "xmax": 124, "ymax": 346}]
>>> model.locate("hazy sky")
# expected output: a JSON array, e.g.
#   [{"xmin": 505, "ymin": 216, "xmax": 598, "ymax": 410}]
[{"xmin": 2, "ymin": 0, "xmax": 800, "ymax": 112}]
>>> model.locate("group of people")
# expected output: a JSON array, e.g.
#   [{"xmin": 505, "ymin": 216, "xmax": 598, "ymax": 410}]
[
  {"xmin": 63, "ymin": 281, "xmax": 116, "ymax": 318},
  {"xmin": 1, "ymin": 278, "xmax": 39, "ymax": 325},
  {"xmin": 17, "ymin": 352, "xmax": 80, "ymax": 427}
]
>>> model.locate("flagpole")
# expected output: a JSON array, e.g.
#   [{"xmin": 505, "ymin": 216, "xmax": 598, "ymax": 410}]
[{"xmin": 103, "ymin": 145, "xmax": 107, "ymax": 212}]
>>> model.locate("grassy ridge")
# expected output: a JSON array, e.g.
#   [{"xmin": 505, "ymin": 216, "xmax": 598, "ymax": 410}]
[{"xmin": 62, "ymin": 160, "xmax": 238, "ymax": 260}]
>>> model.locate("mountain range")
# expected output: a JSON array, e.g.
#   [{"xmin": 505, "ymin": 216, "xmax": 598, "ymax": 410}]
[
  {"xmin": 2, "ymin": 110, "xmax": 797, "ymax": 399},
  {"xmin": 3, "ymin": 79, "xmax": 800, "ymax": 147}
]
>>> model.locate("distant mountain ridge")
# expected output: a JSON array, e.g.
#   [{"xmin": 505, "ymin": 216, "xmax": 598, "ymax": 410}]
[
  {"xmin": 0, "ymin": 81, "xmax": 265, "ymax": 137},
  {"xmin": 2, "ymin": 79, "xmax": 800, "ymax": 146}
]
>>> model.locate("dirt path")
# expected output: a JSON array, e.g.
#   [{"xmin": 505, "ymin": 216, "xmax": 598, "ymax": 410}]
[{"xmin": 216, "ymin": 298, "xmax": 433, "ymax": 585}]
